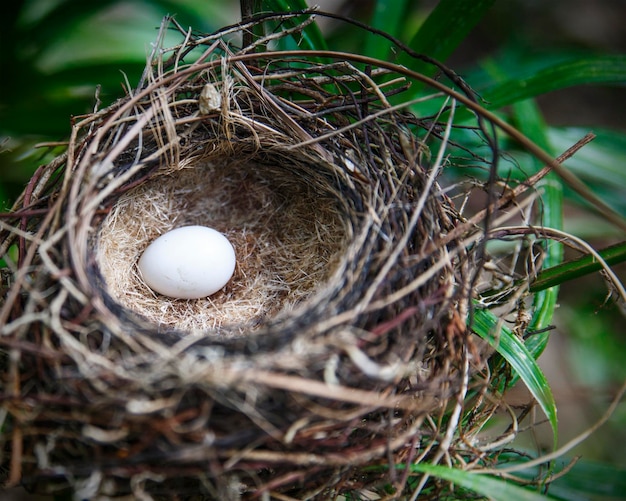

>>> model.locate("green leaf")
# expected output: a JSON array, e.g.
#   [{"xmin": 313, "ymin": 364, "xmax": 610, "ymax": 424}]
[
  {"xmin": 265, "ymin": 0, "xmax": 328, "ymax": 51},
  {"xmin": 362, "ymin": 0, "xmax": 412, "ymax": 60},
  {"xmin": 501, "ymin": 457, "xmax": 626, "ymax": 501},
  {"xmin": 471, "ymin": 307, "xmax": 558, "ymax": 448},
  {"xmin": 479, "ymin": 55, "xmax": 626, "ymax": 110},
  {"xmin": 16, "ymin": 0, "xmax": 121, "ymax": 53},
  {"xmin": 400, "ymin": 0, "xmax": 496, "ymax": 77},
  {"xmin": 511, "ymin": 100, "xmax": 563, "ymax": 357},
  {"xmin": 549, "ymin": 127, "xmax": 626, "ymax": 188},
  {"xmin": 478, "ymin": 60, "xmax": 563, "ymax": 358},
  {"xmin": 409, "ymin": 463, "xmax": 556, "ymax": 501},
  {"xmin": 549, "ymin": 127, "xmax": 626, "ymax": 217}
]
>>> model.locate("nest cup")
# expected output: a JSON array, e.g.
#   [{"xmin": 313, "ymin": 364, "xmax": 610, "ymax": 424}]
[
  {"xmin": 97, "ymin": 153, "xmax": 349, "ymax": 335},
  {"xmin": 0, "ymin": 15, "xmax": 478, "ymax": 499}
]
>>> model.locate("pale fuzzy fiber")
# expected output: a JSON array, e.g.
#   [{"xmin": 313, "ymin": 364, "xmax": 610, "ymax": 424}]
[{"xmin": 97, "ymin": 161, "xmax": 347, "ymax": 335}]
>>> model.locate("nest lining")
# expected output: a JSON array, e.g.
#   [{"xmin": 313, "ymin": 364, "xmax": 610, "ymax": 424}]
[{"xmin": 96, "ymin": 157, "xmax": 349, "ymax": 335}]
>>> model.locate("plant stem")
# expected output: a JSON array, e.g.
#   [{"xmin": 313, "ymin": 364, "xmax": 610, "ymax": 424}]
[
  {"xmin": 530, "ymin": 240, "xmax": 626, "ymax": 292},
  {"xmin": 240, "ymin": 0, "xmax": 262, "ymax": 47}
]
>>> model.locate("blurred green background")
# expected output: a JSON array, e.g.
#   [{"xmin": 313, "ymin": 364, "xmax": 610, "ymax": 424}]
[{"xmin": 1, "ymin": 0, "xmax": 625, "ymax": 498}]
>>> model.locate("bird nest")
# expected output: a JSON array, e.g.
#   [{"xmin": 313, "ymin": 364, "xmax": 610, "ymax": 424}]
[{"xmin": 0, "ymin": 13, "xmax": 565, "ymax": 500}]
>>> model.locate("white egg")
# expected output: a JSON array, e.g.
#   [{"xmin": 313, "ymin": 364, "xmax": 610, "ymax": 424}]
[{"xmin": 137, "ymin": 225, "xmax": 236, "ymax": 299}]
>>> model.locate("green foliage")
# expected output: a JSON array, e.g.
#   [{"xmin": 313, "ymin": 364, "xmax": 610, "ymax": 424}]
[
  {"xmin": 472, "ymin": 306, "xmax": 558, "ymax": 448},
  {"xmin": 362, "ymin": 0, "xmax": 412, "ymax": 61},
  {"xmin": 499, "ymin": 456, "xmax": 626, "ymax": 501},
  {"xmin": 0, "ymin": 0, "xmax": 232, "ymax": 204},
  {"xmin": 400, "ymin": 0, "xmax": 496, "ymax": 80},
  {"xmin": 549, "ymin": 127, "xmax": 626, "ymax": 217},
  {"xmin": 265, "ymin": 0, "xmax": 327, "ymax": 51},
  {"xmin": 2, "ymin": 0, "xmax": 625, "ymax": 498},
  {"xmin": 547, "ymin": 460, "xmax": 626, "ymax": 501},
  {"xmin": 513, "ymin": 99, "xmax": 563, "ymax": 359},
  {"xmin": 408, "ymin": 463, "xmax": 557, "ymax": 501},
  {"xmin": 477, "ymin": 55, "xmax": 626, "ymax": 110}
]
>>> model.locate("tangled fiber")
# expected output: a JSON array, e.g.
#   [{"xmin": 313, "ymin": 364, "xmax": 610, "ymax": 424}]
[{"xmin": 0, "ymin": 11, "xmax": 576, "ymax": 500}]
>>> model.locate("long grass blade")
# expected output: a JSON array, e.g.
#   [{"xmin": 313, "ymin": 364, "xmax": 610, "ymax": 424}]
[
  {"xmin": 408, "ymin": 463, "xmax": 556, "ymax": 501},
  {"xmin": 479, "ymin": 55, "xmax": 626, "ymax": 110},
  {"xmin": 477, "ymin": 59, "xmax": 563, "ymax": 359},
  {"xmin": 400, "ymin": 0, "xmax": 495, "ymax": 77},
  {"xmin": 471, "ymin": 307, "xmax": 558, "ymax": 447},
  {"xmin": 513, "ymin": 100, "xmax": 563, "ymax": 359},
  {"xmin": 265, "ymin": 0, "xmax": 327, "ymax": 51},
  {"xmin": 549, "ymin": 127, "xmax": 626, "ymax": 216},
  {"xmin": 547, "ymin": 460, "xmax": 626, "ymax": 499},
  {"xmin": 362, "ymin": 0, "xmax": 411, "ymax": 60},
  {"xmin": 480, "ymin": 93, "xmax": 567, "ymax": 461}
]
